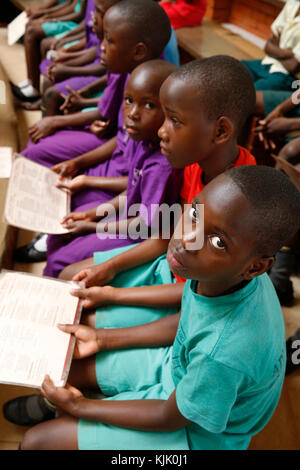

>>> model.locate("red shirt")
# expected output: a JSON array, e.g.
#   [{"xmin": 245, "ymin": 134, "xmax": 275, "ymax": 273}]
[
  {"xmin": 174, "ymin": 146, "xmax": 256, "ymax": 283},
  {"xmin": 159, "ymin": 0, "xmax": 207, "ymax": 29}
]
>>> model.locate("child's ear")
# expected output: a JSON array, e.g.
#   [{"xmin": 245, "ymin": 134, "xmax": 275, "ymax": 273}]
[
  {"xmin": 214, "ymin": 116, "xmax": 234, "ymax": 144},
  {"xmin": 243, "ymin": 256, "xmax": 274, "ymax": 280},
  {"xmin": 134, "ymin": 42, "xmax": 148, "ymax": 62}
]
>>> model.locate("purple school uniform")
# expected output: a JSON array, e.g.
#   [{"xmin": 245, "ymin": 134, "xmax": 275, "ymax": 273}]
[
  {"xmin": 21, "ymin": 72, "xmax": 128, "ymax": 168},
  {"xmin": 43, "ymin": 139, "xmax": 183, "ymax": 278},
  {"xmin": 40, "ymin": 0, "xmax": 98, "ymax": 79}
]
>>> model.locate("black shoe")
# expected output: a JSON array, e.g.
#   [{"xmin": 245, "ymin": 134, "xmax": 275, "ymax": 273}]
[
  {"xmin": 9, "ymin": 81, "xmax": 41, "ymax": 103},
  {"xmin": 286, "ymin": 328, "xmax": 300, "ymax": 375},
  {"xmin": 3, "ymin": 394, "xmax": 56, "ymax": 426},
  {"xmin": 13, "ymin": 233, "xmax": 47, "ymax": 263}
]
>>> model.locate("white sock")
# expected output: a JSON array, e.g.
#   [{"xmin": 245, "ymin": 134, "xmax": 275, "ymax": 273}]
[
  {"xmin": 17, "ymin": 78, "xmax": 31, "ymax": 89},
  {"xmin": 21, "ymin": 84, "xmax": 40, "ymax": 98},
  {"xmin": 33, "ymin": 234, "xmax": 48, "ymax": 252}
]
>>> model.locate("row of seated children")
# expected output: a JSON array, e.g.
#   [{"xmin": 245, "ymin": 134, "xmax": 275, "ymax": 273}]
[
  {"xmin": 11, "ymin": 0, "xmax": 180, "ymax": 115},
  {"xmin": 3, "ymin": 0, "xmax": 300, "ymax": 450}
]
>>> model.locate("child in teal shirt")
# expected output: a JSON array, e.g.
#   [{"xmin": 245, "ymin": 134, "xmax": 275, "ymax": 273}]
[{"xmin": 16, "ymin": 165, "xmax": 300, "ymax": 450}]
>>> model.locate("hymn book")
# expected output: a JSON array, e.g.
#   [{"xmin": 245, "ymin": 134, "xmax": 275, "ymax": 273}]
[
  {"xmin": 0, "ymin": 147, "xmax": 13, "ymax": 178},
  {"xmin": 4, "ymin": 155, "xmax": 71, "ymax": 234},
  {"xmin": 0, "ymin": 270, "xmax": 82, "ymax": 388}
]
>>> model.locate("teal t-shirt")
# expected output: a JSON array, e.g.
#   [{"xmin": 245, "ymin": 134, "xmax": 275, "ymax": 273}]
[{"xmin": 172, "ymin": 274, "xmax": 286, "ymax": 450}]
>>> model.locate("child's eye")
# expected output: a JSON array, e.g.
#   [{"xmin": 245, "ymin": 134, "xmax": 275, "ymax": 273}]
[
  {"xmin": 145, "ymin": 102, "xmax": 155, "ymax": 110},
  {"xmin": 189, "ymin": 206, "xmax": 200, "ymax": 222},
  {"xmin": 125, "ymin": 97, "xmax": 133, "ymax": 105},
  {"xmin": 208, "ymin": 235, "xmax": 226, "ymax": 251}
]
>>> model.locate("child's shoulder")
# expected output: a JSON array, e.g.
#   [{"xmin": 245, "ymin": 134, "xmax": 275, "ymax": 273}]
[{"xmin": 183, "ymin": 275, "xmax": 285, "ymax": 383}]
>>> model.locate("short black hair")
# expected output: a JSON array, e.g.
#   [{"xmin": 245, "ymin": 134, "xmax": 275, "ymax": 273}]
[
  {"xmin": 171, "ymin": 55, "xmax": 255, "ymax": 134},
  {"xmin": 225, "ymin": 165, "xmax": 300, "ymax": 256},
  {"xmin": 107, "ymin": 0, "xmax": 171, "ymax": 58}
]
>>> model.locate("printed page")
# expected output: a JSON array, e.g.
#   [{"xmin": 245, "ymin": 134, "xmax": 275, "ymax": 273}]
[
  {"xmin": 8, "ymin": 11, "xmax": 29, "ymax": 46},
  {"xmin": 0, "ymin": 147, "xmax": 12, "ymax": 178},
  {"xmin": 4, "ymin": 155, "xmax": 70, "ymax": 234},
  {"xmin": 0, "ymin": 271, "xmax": 81, "ymax": 388}
]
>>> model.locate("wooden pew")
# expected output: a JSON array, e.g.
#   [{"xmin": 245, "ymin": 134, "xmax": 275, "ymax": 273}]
[{"xmin": 175, "ymin": 17, "xmax": 265, "ymax": 62}]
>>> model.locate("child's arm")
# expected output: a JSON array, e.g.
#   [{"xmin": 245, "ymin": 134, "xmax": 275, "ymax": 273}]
[
  {"xmin": 73, "ymin": 237, "xmax": 170, "ymax": 286},
  {"xmin": 40, "ymin": 0, "xmax": 79, "ymax": 20},
  {"xmin": 48, "ymin": 63, "xmax": 105, "ymax": 83},
  {"xmin": 61, "ymin": 191, "xmax": 126, "ymax": 235},
  {"xmin": 28, "ymin": 109, "xmax": 102, "ymax": 143},
  {"xmin": 59, "ymin": 78, "xmax": 108, "ymax": 114},
  {"xmin": 264, "ymin": 34, "xmax": 295, "ymax": 61},
  {"xmin": 45, "ymin": 0, "xmax": 86, "ymax": 22},
  {"xmin": 54, "ymin": 46, "xmax": 98, "ymax": 66},
  {"xmin": 56, "ymin": 174, "xmax": 128, "ymax": 194},
  {"xmin": 72, "ymin": 282, "xmax": 184, "ymax": 310},
  {"xmin": 51, "ymin": 136, "xmax": 117, "ymax": 176},
  {"xmin": 41, "ymin": 314, "xmax": 191, "ymax": 431},
  {"xmin": 43, "ymin": 379, "xmax": 189, "ymax": 432}
]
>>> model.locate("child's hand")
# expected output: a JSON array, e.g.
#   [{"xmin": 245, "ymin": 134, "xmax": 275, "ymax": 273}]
[
  {"xmin": 70, "ymin": 285, "xmax": 114, "ymax": 309},
  {"xmin": 62, "ymin": 220, "xmax": 96, "ymax": 236},
  {"xmin": 56, "ymin": 175, "xmax": 88, "ymax": 194},
  {"xmin": 90, "ymin": 120, "xmax": 111, "ymax": 137},
  {"xmin": 258, "ymin": 117, "xmax": 292, "ymax": 136},
  {"xmin": 40, "ymin": 375, "xmax": 84, "ymax": 416},
  {"xmin": 29, "ymin": 117, "xmax": 57, "ymax": 143},
  {"xmin": 51, "ymin": 160, "xmax": 80, "ymax": 178},
  {"xmin": 256, "ymin": 107, "xmax": 283, "ymax": 131},
  {"xmin": 72, "ymin": 260, "xmax": 117, "ymax": 288},
  {"xmin": 57, "ymin": 324, "xmax": 102, "ymax": 358},
  {"xmin": 47, "ymin": 64, "xmax": 70, "ymax": 83},
  {"xmin": 60, "ymin": 87, "xmax": 86, "ymax": 114},
  {"xmin": 61, "ymin": 209, "xmax": 97, "ymax": 226}
]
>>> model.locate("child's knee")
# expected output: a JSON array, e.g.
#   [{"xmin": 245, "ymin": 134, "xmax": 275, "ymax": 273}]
[
  {"xmin": 279, "ymin": 138, "xmax": 300, "ymax": 161},
  {"xmin": 43, "ymin": 86, "xmax": 60, "ymax": 105},
  {"xmin": 21, "ymin": 426, "xmax": 45, "ymax": 450},
  {"xmin": 58, "ymin": 264, "xmax": 76, "ymax": 281}
]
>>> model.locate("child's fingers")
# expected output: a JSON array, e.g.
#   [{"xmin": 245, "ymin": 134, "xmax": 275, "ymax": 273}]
[
  {"xmin": 269, "ymin": 139, "xmax": 276, "ymax": 150},
  {"xmin": 57, "ymin": 323, "xmax": 79, "ymax": 334}
]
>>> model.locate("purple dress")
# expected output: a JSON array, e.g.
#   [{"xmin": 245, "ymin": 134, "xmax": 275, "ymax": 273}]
[
  {"xmin": 43, "ymin": 139, "xmax": 183, "ymax": 278},
  {"xmin": 39, "ymin": 0, "xmax": 101, "ymax": 96},
  {"xmin": 21, "ymin": 72, "xmax": 128, "ymax": 168}
]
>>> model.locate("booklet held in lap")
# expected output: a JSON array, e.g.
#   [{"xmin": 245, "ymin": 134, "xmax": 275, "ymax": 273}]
[
  {"xmin": 4, "ymin": 155, "xmax": 71, "ymax": 234},
  {"xmin": 0, "ymin": 270, "xmax": 82, "ymax": 388}
]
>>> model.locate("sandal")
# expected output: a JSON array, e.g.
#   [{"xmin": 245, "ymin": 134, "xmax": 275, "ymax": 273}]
[{"xmin": 3, "ymin": 394, "xmax": 56, "ymax": 426}]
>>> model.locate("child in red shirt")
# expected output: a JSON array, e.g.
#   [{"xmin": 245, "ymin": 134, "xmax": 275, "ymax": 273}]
[{"xmin": 159, "ymin": 0, "xmax": 207, "ymax": 29}]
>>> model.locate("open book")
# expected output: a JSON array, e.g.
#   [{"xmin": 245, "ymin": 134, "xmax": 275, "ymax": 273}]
[
  {"xmin": 0, "ymin": 270, "xmax": 82, "ymax": 388},
  {"xmin": 8, "ymin": 11, "xmax": 29, "ymax": 46},
  {"xmin": 4, "ymin": 155, "xmax": 71, "ymax": 234}
]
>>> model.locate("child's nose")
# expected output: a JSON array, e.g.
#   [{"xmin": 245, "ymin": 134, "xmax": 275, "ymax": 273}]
[
  {"xmin": 100, "ymin": 41, "xmax": 105, "ymax": 53},
  {"xmin": 128, "ymin": 105, "xmax": 139, "ymax": 121},
  {"xmin": 181, "ymin": 230, "xmax": 201, "ymax": 253},
  {"xmin": 158, "ymin": 122, "xmax": 169, "ymax": 141}
]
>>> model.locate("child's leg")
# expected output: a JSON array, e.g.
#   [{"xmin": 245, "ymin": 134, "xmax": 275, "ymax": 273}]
[
  {"xmin": 59, "ymin": 256, "xmax": 94, "ymax": 280},
  {"xmin": 24, "ymin": 23, "xmax": 46, "ymax": 92},
  {"xmin": 43, "ymin": 85, "xmax": 65, "ymax": 116},
  {"xmin": 278, "ymin": 137, "xmax": 300, "ymax": 165},
  {"xmin": 21, "ymin": 415, "xmax": 79, "ymax": 450},
  {"xmin": 40, "ymin": 37, "xmax": 53, "ymax": 60}
]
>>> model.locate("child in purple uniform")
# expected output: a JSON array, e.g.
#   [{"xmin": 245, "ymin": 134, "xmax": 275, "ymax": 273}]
[
  {"xmin": 14, "ymin": 0, "xmax": 173, "ymax": 264},
  {"xmin": 44, "ymin": 60, "xmax": 183, "ymax": 278}
]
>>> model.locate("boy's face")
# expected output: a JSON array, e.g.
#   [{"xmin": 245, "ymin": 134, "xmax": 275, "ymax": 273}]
[
  {"xmin": 167, "ymin": 175, "xmax": 261, "ymax": 285},
  {"xmin": 158, "ymin": 76, "xmax": 217, "ymax": 169},
  {"xmin": 100, "ymin": 8, "xmax": 142, "ymax": 74},
  {"xmin": 94, "ymin": 0, "xmax": 113, "ymax": 40},
  {"xmin": 123, "ymin": 70, "xmax": 165, "ymax": 143}
]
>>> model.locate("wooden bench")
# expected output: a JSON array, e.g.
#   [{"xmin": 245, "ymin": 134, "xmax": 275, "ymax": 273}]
[{"xmin": 175, "ymin": 17, "xmax": 265, "ymax": 62}]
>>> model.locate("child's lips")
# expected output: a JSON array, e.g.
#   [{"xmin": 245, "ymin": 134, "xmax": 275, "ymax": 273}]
[
  {"xmin": 167, "ymin": 245, "xmax": 185, "ymax": 269},
  {"xmin": 160, "ymin": 142, "xmax": 170, "ymax": 156}
]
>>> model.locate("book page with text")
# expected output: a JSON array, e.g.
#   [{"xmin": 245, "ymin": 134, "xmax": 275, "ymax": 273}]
[
  {"xmin": 0, "ymin": 147, "xmax": 13, "ymax": 179},
  {"xmin": 4, "ymin": 155, "xmax": 70, "ymax": 234},
  {"xmin": 0, "ymin": 271, "xmax": 81, "ymax": 388},
  {"xmin": 8, "ymin": 11, "xmax": 29, "ymax": 46}
]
